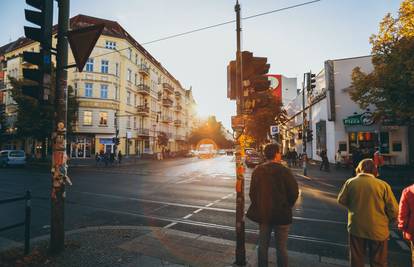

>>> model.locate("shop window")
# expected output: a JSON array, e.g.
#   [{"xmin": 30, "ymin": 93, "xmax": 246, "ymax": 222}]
[
  {"xmin": 338, "ymin": 143, "xmax": 347, "ymax": 152},
  {"xmin": 392, "ymin": 142, "xmax": 402, "ymax": 152}
]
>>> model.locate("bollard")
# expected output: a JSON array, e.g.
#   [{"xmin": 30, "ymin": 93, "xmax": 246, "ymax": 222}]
[{"xmin": 24, "ymin": 190, "xmax": 31, "ymax": 255}]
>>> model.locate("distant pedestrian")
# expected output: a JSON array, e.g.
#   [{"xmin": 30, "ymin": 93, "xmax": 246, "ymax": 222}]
[
  {"xmin": 110, "ymin": 152, "xmax": 115, "ymax": 166},
  {"xmin": 246, "ymin": 143, "xmax": 299, "ymax": 267},
  {"xmin": 338, "ymin": 159, "xmax": 399, "ymax": 267},
  {"xmin": 291, "ymin": 149, "xmax": 298, "ymax": 167},
  {"xmin": 118, "ymin": 150, "xmax": 122, "ymax": 164},
  {"xmin": 319, "ymin": 149, "xmax": 329, "ymax": 171},
  {"xmin": 95, "ymin": 153, "xmax": 99, "ymax": 166},
  {"xmin": 286, "ymin": 149, "xmax": 292, "ymax": 167},
  {"xmin": 335, "ymin": 149, "xmax": 343, "ymax": 169},
  {"xmin": 373, "ymin": 148, "xmax": 384, "ymax": 177},
  {"xmin": 398, "ymin": 184, "xmax": 414, "ymax": 266}
]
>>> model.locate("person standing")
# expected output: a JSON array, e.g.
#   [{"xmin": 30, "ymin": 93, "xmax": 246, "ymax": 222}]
[
  {"xmin": 292, "ymin": 149, "xmax": 298, "ymax": 167},
  {"xmin": 320, "ymin": 149, "xmax": 330, "ymax": 171},
  {"xmin": 373, "ymin": 148, "xmax": 385, "ymax": 177},
  {"xmin": 335, "ymin": 149, "xmax": 343, "ymax": 169},
  {"xmin": 246, "ymin": 143, "xmax": 299, "ymax": 267},
  {"xmin": 337, "ymin": 159, "xmax": 399, "ymax": 267},
  {"xmin": 398, "ymin": 184, "xmax": 414, "ymax": 266},
  {"xmin": 118, "ymin": 150, "xmax": 122, "ymax": 165}
]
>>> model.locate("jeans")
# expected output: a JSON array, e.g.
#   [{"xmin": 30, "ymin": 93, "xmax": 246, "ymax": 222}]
[
  {"xmin": 349, "ymin": 234, "xmax": 388, "ymax": 267},
  {"xmin": 258, "ymin": 224, "xmax": 290, "ymax": 267}
]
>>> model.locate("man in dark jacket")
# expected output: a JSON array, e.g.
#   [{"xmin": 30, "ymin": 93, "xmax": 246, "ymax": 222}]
[{"xmin": 247, "ymin": 143, "xmax": 299, "ymax": 267}]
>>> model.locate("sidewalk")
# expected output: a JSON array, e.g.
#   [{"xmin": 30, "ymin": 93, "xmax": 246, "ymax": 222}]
[{"xmin": 1, "ymin": 226, "xmax": 409, "ymax": 267}]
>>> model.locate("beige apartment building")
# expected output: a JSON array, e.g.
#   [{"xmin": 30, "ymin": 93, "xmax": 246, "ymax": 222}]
[{"xmin": 0, "ymin": 15, "xmax": 197, "ymax": 158}]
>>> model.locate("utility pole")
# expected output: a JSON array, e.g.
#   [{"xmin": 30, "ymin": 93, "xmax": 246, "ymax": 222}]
[
  {"xmin": 302, "ymin": 73, "xmax": 307, "ymax": 176},
  {"xmin": 50, "ymin": 0, "xmax": 69, "ymax": 255},
  {"xmin": 234, "ymin": 1, "xmax": 246, "ymax": 265}
]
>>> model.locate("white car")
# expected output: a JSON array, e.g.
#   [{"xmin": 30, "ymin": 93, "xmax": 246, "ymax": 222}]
[{"xmin": 0, "ymin": 150, "xmax": 27, "ymax": 167}]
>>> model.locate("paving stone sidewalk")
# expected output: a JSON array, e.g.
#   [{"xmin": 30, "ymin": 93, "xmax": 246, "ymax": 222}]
[{"xmin": 0, "ymin": 226, "xmax": 364, "ymax": 267}]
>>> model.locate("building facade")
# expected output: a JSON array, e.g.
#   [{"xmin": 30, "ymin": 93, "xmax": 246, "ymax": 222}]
[
  {"xmin": 0, "ymin": 15, "xmax": 197, "ymax": 158},
  {"xmin": 281, "ymin": 55, "xmax": 413, "ymax": 165}
]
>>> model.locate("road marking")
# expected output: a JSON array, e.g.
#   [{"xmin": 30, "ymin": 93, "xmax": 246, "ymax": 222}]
[
  {"xmin": 396, "ymin": 240, "xmax": 410, "ymax": 251},
  {"xmin": 164, "ymin": 222, "xmax": 177, "ymax": 229},
  {"xmin": 205, "ymin": 203, "xmax": 214, "ymax": 207},
  {"xmin": 183, "ymin": 214, "xmax": 193, "ymax": 219},
  {"xmin": 193, "ymin": 208, "xmax": 203, "ymax": 214}
]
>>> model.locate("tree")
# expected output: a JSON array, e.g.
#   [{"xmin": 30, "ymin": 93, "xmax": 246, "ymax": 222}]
[
  {"xmin": 244, "ymin": 90, "xmax": 283, "ymax": 146},
  {"xmin": 9, "ymin": 75, "xmax": 78, "ymax": 159},
  {"xmin": 188, "ymin": 116, "xmax": 233, "ymax": 149},
  {"xmin": 350, "ymin": 0, "xmax": 414, "ymax": 122}
]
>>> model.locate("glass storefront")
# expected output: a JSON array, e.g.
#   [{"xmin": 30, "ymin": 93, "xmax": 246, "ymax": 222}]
[
  {"xmin": 348, "ymin": 131, "xmax": 389, "ymax": 157},
  {"xmin": 70, "ymin": 136, "xmax": 93, "ymax": 158}
]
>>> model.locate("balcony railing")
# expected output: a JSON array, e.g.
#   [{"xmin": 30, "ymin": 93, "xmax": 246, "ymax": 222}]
[
  {"xmin": 139, "ymin": 65, "xmax": 150, "ymax": 76},
  {"xmin": 174, "ymin": 120, "xmax": 182, "ymax": 127},
  {"xmin": 161, "ymin": 116, "xmax": 173, "ymax": 123},
  {"xmin": 137, "ymin": 128, "xmax": 150, "ymax": 136},
  {"xmin": 136, "ymin": 105, "xmax": 150, "ymax": 116},
  {"xmin": 162, "ymin": 83, "xmax": 174, "ymax": 94},
  {"xmin": 174, "ymin": 91, "xmax": 182, "ymax": 99},
  {"xmin": 137, "ymin": 83, "xmax": 150, "ymax": 94},
  {"xmin": 162, "ymin": 97, "xmax": 173, "ymax": 107}
]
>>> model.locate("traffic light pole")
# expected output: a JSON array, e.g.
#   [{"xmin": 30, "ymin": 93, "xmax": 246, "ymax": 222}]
[
  {"xmin": 50, "ymin": 0, "xmax": 69, "ymax": 255},
  {"xmin": 302, "ymin": 73, "xmax": 307, "ymax": 176},
  {"xmin": 234, "ymin": 1, "xmax": 246, "ymax": 265}
]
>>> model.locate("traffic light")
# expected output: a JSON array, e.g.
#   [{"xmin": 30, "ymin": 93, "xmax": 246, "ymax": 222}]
[
  {"xmin": 306, "ymin": 72, "xmax": 316, "ymax": 93},
  {"xmin": 306, "ymin": 128, "xmax": 313, "ymax": 142},
  {"xmin": 242, "ymin": 51, "xmax": 270, "ymax": 92},
  {"xmin": 22, "ymin": 0, "xmax": 53, "ymax": 102}
]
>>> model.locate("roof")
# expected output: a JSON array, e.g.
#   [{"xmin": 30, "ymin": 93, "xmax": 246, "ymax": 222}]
[{"xmin": 0, "ymin": 14, "xmax": 183, "ymax": 88}]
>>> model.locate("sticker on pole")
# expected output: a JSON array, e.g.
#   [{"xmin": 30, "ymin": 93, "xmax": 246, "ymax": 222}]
[{"xmin": 270, "ymin": 125, "xmax": 279, "ymax": 135}]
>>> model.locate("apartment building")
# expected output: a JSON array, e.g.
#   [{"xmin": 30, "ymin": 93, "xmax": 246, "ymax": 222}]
[{"xmin": 0, "ymin": 15, "xmax": 197, "ymax": 158}]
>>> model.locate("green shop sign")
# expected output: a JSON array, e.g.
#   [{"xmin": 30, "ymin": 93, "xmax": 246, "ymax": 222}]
[{"xmin": 343, "ymin": 112, "xmax": 374, "ymax": 126}]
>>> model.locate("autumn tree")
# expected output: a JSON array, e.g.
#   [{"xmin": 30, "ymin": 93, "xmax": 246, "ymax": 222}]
[
  {"xmin": 9, "ymin": 76, "xmax": 78, "ymax": 159},
  {"xmin": 350, "ymin": 0, "xmax": 414, "ymax": 121},
  {"xmin": 244, "ymin": 90, "xmax": 283, "ymax": 146},
  {"xmin": 188, "ymin": 116, "xmax": 233, "ymax": 149}
]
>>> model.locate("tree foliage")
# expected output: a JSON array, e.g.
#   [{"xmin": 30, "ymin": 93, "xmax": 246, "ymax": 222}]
[
  {"xmin": 350, "ymin": 0, "xmax": 414, "ymax": 122},
  {"xmin": 244, "ymin": 90, "xmax": 282, "ymax": 146},
  {"xmin": 188, "ymin": 116, "xmax": 233, "ymax": 149},
  {"xmin": 157, "ymin": 131, "xmax": 169, "ymax": 149}
]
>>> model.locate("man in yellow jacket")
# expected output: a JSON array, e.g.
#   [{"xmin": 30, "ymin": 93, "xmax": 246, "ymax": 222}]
[{"xmin": 337, "ymin": 159, "xmax": 399, "ymax": 267}]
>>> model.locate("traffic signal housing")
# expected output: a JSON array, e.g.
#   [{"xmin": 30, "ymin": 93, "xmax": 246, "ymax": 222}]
[
  {"xmin": 22, "ymin": 0, "xmax": 53, "ymax": 102},
  {"xmin": 306, "ymin": 128, "xmax": 313, "ymax": 142},
  {"xmin": 242, "ymin": 51, "xmax": 270, "ymax": 92},
  {"xmin": 227, "ymin": 60, "xmax": 236, "ymax": 100},
  {"xmin": 306, "ymin": 72, "xmax": 316, "ymax": 93}
]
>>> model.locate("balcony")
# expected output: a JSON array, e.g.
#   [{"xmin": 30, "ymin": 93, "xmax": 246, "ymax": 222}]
[
  {"xmin": 161, "ymin": 116, "xmax": 173, "ymax": 123},
  {"xmin": 136, "ymin": 105, "xmax": 150, "ymax": 116},
  {"xmin": 175, "ymin": 91, "xmax": 182, "ymax": 99},
  {"xmin": 139, "ymin": 65, "xmax": 150, "ymax": 76},
  {"xmin": 137, "ymin": 83, "xmax": 150, "ymax": 95},
  {"xmin": 162, "ymin": 97, "xmax": 173, "ymax": 107},
  {"xmin": 175, "ymin": 105, "xmax": 182, "ymax": 112},
  {"xmin": 137, "ymin": 128, "xmax": 150, "ymax": 136},
  {"xmin": 174, "ymin": 120, "xmax": 182, "ymax": 127},
  {"xmin": 162, "ymin": 83, "xmax": 174, "ymax": 94}
]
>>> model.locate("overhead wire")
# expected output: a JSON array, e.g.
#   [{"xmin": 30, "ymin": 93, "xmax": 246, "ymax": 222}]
[{"xmin": 79, "ymin": 0, "xmax": 321, "ymax": 62}]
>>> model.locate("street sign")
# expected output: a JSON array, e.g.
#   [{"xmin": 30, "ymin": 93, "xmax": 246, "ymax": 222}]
[
  {"xmin": 270, "ymin": 125, "xmax": 279, "ymax": 135},
  {"xmin": 67, "ymin": 24, "xmax": 105, "ymax": 72}
]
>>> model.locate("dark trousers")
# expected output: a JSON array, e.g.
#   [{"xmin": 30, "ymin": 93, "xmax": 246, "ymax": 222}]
[
  {"xmin": 258, "ymin": 224, "xmax": 290, "ymax": 267},
  {"xmin": 349, "ymin": 234, "xmax": 388, "ymax": 267},
  {"xmin": 410, "ymin": 241, "xmax": 414, "ymax": 267}
]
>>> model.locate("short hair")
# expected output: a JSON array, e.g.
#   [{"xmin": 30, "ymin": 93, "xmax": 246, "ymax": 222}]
[
  {"xmin": 356, "ymin": 158, "xmax": 377, "ymax": 175},
  {"xmin": 264, "ymin": 143, "xmax": 279, "ymax": 160}
]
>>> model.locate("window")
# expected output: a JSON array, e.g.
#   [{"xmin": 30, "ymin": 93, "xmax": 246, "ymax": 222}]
[
  {"xmin": 133, "ymin": 117, "xmax": 137, "ymax": 129},
  {"xmin": 85, "ymin": 83, "xmax": 93, "ymax": 97},
  {"xmin": 134, "ymin": 94, "xmax": 137, "ymax": 106},
  {"xmin": 127, "ymin": 116, "xmax": 131, "ymax": 129},
  {"xmin": 99, "ymin": 112, "xmax": 108, "ymax": 126},
  {"xmin": 127, "ymin": 48, "xmax": 132, "ymax": 60},
  {"xmin": 105, "ymin": 41, "xmax": 116, "ymax": 50},
  {"xmin": 83, "ymin": 111, "xmax": 92, "ymax": 125},
  {"xmin": 115, "ymin": 63, "xmax": 119, "ymax": 76},
  {"xmin": 127, "ymin": 91, "xmax": 131, "ymax": 105},
  {"xmin": 127, "ymin": 68, "xmax": 132, "ymax": 81},
  {"xmin": 115, "ymin": 85, "xmax": 119, "ymax": 100},
  {"xmin": 100, "ymin": 84, "xmax": 108, "ymax": 99},
  {"xmin": 135, "ymin": 54, "xmax": 138, "ymax": 65},
  {"xmin": 101, "ymin": 60, "xmax": 109, "ymax": 73},
  {"xmin": 85, "ymin": 58, "xmax": 94, "ymax": 72},
  {"xmin": 134, "ymin": 73, "xmax": 138, "ymax": 85},
  {"xmin": 392, "ymin": 142, "xmax": 402, "ymax": 152}
]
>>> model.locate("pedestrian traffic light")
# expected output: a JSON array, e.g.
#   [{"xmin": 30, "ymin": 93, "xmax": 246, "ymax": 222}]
[
  {"xmin": 242, "ymin": 51, "xmax": 270, "ymax": 92},
  {"xmin": 227, "ymin": 60, "xmax": 236, "ymax": 100},
  {"xmin": 306, "ymin": 72, "xmax": 316, "ymax": 93},
  {"xmin": 22, "ymin": 0, "xmax": 53, "ymax": 102}
]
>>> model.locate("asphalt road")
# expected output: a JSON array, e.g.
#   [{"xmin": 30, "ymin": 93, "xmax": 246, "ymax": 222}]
[{"xmin": 0, "ymin": 156, "xmax": 409, "ymax": 262}]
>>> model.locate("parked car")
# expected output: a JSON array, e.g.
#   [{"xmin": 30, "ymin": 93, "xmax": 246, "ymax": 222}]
[
  {"xmin": 245, "ymin": 151, "xmax": 264, "ymax": 168},
  {"xmin": 0, "ymin": 150, "xmax": 26, "ymax": 167}
]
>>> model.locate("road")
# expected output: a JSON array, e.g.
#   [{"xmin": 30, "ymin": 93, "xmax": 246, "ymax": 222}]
[{"xmin": 0, "ymin": 155, "xmax": 409, "ymax": 262}]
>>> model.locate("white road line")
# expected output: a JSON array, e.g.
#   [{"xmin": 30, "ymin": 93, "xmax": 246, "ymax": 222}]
[
  {"xmin": 164, "ymin": 222, "xmax": 177, "ymax": 229},
  {"xmin": 193, "ymin": 208, "xmax": 203, "ymax": 214},
  {"xmin": 396, "ymin": 240, "xmax": 410, "ymax": 251},
  {"xmin": 205, "ymin": 203, "xmax": 214, "ymax": 207},
  {"xmin": 390, "ymin": 230, "xmax": 399, "ymax": 239},
  {"xmin": 183, "ymin": 214, "xmax": 193, "ymax": 219}
]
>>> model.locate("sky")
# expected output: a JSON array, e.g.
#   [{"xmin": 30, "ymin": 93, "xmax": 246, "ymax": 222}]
[{"xmin": 0, "ymin": 0, "xmax": 402, "ymax": 129}]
